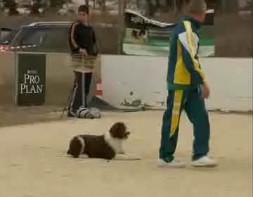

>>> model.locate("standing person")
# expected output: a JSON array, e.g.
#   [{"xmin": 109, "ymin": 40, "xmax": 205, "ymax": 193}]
[
  {"xmin": 158, "ymin": 0, "xmax": 217, "ymax": 168},
  {"xmin": 68, "ymin": 5, "xmax": 97, "ymax": 117}
]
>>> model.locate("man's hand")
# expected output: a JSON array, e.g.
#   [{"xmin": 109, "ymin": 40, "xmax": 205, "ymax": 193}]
[
  {"xmin": 79, "ymin": 48, "xmax": 88, "ymax": 56},
  {"xmin": 201, "ymin": 82, "xmax": 210, "ymax": 99}
]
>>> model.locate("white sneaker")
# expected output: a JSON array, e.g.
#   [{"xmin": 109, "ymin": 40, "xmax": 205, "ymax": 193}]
[
  {"xmin": 191, "ymin": 156, "xmax": 218, "ymax": 167},
  {"xmin": 158, "ymin": 158, "xmax": 185, "ymax": 168}
]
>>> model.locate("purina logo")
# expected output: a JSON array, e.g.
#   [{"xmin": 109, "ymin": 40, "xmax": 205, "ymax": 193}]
[
  {"xmin": 17, "ymin": 53, "xmax": 46, "ymax": 106},
  {"xmin": 130, "ymin": 16, "xmax": 144, "ymax": 24},
  {"xmin": 20, "ymin": 69, "xmax": 44, "ymax": 95}
]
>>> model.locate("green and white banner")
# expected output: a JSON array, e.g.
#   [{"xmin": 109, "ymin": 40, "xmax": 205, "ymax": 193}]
[
  {"xmin": 17, "ymin": 53, "xmax": 46, "ymax": 106},
  {"xmin": 123, "ymin": 9, "xmax": 214, "ymax": 57}
]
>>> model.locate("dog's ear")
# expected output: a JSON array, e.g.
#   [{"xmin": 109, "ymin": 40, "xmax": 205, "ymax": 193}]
[{"xmin": 109, "ymin": 122, "xmax": 127, "ymax": 139}]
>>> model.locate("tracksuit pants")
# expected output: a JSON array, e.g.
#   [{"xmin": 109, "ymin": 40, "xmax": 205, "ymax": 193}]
[
  {"xmin": 68, "ymin": 72, "xmax": 92, "ymax": 115},
  {"xmin": 159, "ymin": 87, "xmax": 210, "ymax": 161}
]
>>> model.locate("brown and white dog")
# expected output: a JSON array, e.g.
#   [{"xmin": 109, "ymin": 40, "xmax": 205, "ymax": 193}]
[{"xmin": 67, "ymin": 122, "xmax": 130, "ymax": 160}]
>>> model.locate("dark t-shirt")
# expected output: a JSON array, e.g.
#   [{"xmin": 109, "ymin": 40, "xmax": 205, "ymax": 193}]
[{"xmin": 68, "ymin": 21, "xmax": 97, "ymax": 55}]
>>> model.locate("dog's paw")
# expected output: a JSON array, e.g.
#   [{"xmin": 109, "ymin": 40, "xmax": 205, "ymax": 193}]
[{"xmin": 115, "ymin": 154, "xmax": 141, "ymax": 161}]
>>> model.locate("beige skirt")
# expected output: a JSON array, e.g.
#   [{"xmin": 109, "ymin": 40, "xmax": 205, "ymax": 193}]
[
  {"xmin": 71, "ymin": 54, "xmax": 101, "ymax": 82},
  {"xmin": 71, "ymin": 54, "xmax": 102, "ymax": 103}
]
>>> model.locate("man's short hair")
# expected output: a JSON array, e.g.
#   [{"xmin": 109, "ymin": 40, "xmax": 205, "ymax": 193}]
[
  {"xmin": 186, "ymin": 0, "xmax": 207, "ymax": 13},
  {"xmin": 78, "ymin": 5, "xmax": 89, "ymax": 14}
]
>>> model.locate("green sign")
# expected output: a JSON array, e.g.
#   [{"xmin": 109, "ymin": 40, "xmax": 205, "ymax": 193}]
[
  {"xmin": 17, "ymin": 53, "xmax": 46, "ymax": 106},
  {"xmin": 123, "ymin": 10, "xmax": 214, "ymax": 57}
]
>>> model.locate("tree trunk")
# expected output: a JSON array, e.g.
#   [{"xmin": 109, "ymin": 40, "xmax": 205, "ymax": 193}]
[
  {"xmin": 118, "ymin": 0, "xmax": 126, "ymax": 54},
  {"xmin": 85, "ymin": 0, "xmax": 89, "ymax": 6},
  {"xmin": 227, "ymin": 0, "xmax": 238, "ymax": 12},
  {"xmin": 30, "ymin": 0, "xmax": 41, "ymax": 16},
  {"xmin": 8, "ymin": 0, "xmax": 19, "ymax": 16},
  {"xmin": 219, "ymin": 0, "xmax": 238, "ymax": 12},
  {"xmin": 101, "ymin": 0, "xmax": 106, "ymax": 11},
  {"xmin": 49, "ymin": 0, "xmax": 65, "ymax": 8}
]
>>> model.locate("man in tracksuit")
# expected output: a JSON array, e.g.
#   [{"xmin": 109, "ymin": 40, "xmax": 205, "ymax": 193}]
[
  {"xmin": 68, "ymin": 5, "xmax": 97, "ymax": 117},
  {"xmin": 158, "ymin": 0, "xmax": 217, "ymax": 168}
]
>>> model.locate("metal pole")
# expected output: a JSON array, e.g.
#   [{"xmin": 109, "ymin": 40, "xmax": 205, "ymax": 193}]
[
  {"xmin": 13, "ymin": 50, "xmax": 18, "ymax": 106},
  {"xmin": 82, "ymin": 72, "xmax": 86, "ymax": 108},
  {"xmin": 118, "ymin": 0, "xmax": 125, "ymax": 54},
  {"xmin": 85, "ymin": 0, "xmax": 89, "ymax": 6}
]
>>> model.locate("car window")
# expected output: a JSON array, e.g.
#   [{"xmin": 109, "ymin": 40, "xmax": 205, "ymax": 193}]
[
  {"xmin": 0, "ymin": 29, "xmax": 17, "ymax": 44},
  {"xmin": 19, "ymin": 27, "xmax": 69, "ymax": 52},
  {"xmin": 20, "ymin": 29, "xmax": 47, "ymax": 47},
  {"xmin": 41, "ymin": 28, "xmax": 69, "ymax": 52}
]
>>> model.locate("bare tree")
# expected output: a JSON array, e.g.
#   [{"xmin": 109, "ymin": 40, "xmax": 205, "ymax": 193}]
[
  {"xmin": 49, "ymin": 0, "xmax": 65, "ymax": 8},
  {"xmin": 175, "ymin": 0, "xmax": 190, "ymax": 12},
  {"xmin": 85, "ymin": 0, "xmax": 89, "ymax": 6},
  {"xmin": 223, "ymin": 0, "xmax": 238, "ymax": 12},
  {"xmin": 98, "ymin": 0, "xmax": 106, "ymax": 11},
  {"xmin": 3, "ymin": 0, "xmax": 19, "ymax": 15},
  {"xmin": 175, "ymin": 0, "xmax": 216, "ymax": 12},
  {"xmin": 118, "ymin": 0, "xmax": 127, "ymax": 53},
  {"xmin": 165, "ymin": 0, "xmax": 175, "ymax": 11},
  {"xmin": 30, "ymin": 0, "xmax": 41, "ymax": 16}
]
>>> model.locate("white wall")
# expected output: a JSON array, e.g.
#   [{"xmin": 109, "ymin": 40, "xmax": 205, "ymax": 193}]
[
  {"xmin": 0, "ymin": 52, "xmax": 15, "ymax": 106},
  {"xmin": 101, "ymin": 55, "xmax": 253, "ymax": 112},
  {"xmin": 1, "ymin": 53, "xmax": 252, "ymax": 112}
]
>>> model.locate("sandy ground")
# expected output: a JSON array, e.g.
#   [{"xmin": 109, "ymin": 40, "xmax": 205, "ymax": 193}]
[
  {"xmin": 0, "ymin": 111, "xmax": 252, "ymax": 197},
  {"xmin": 0, "ymin": 107, "xmax": 62, "ymax": 127}
]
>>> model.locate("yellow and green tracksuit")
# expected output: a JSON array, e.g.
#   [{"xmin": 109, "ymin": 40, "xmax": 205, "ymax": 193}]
[{"xmin": 159, "ymin": 16, "xmax": 210, "ymax": 161}]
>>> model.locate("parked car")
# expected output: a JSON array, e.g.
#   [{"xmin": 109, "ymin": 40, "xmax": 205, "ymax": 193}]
[
  {"xmin": 0, "ymin": 22, "xmax": 71, "ymax": 53},
  {"xmin": 0, "ymin": 27, "xmax": 17, "ymax": 51},
  {"xmin": 0, "ymin": 27, "xmax": 13, "ymax": 42}
]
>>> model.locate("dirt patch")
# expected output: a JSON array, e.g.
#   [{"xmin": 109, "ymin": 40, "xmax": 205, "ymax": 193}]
[
  {"xmin": 0, "ymin": 111, "xmax": 252, "ymax": 197},
  {"xmin": 0, "ymin": 106, "xmax": 63, "ymax": 127}
]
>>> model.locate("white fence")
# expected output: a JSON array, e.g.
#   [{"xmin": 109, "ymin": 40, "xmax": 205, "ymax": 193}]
[
  {"xmin": 101, "ymin": 55, "xmax": 253, "ymax": 112},
  {"xmin": 0, "ymin": 53, "xmax": 252, "ymax": 112}
]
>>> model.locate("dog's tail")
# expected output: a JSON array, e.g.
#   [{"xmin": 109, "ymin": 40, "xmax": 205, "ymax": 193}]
[{"xmin": 67, "ymin": 136, "xmax": 85, "ymax": 158}]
